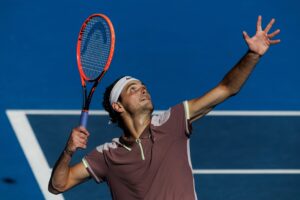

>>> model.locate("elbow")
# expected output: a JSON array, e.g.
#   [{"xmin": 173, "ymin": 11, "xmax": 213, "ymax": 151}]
[
  {"xmin": 229, "ymin": 88, "xmax": 240, "ymax": 96},
  {"xmin": 48, "ymin": 180, "xmax": 65, "ymax": 194},
  {"xmin": 48, "ymin": 188, "xmax": 61, "ymax": 195}
]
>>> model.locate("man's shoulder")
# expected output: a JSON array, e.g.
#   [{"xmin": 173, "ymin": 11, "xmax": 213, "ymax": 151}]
[
  {"xmin": 94, "ymin": 138, "xmax": 123, "ymax": 153},
  {"xmin": 151, "ymin": 102, "xmax": 185, "ymax": 127}
]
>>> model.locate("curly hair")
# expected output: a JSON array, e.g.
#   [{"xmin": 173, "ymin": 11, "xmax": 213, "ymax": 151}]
[{"xmin": 102, "ymin": 77, "xmax": 124, "ymax": 128}]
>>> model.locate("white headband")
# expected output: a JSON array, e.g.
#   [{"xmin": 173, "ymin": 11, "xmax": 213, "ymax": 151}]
[{"xmin": 109, "ymin": 76, "xmax": 138, "ymax": 105}]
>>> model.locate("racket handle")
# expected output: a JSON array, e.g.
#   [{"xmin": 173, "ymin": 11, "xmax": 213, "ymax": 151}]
[{"xmin": 80, "ymin": 110, "xmax": 89, "ymax": 128}]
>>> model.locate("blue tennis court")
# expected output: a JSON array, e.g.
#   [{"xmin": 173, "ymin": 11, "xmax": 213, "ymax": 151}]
[
  {"xmin": 1, "ymin": 0, "xmax": 300, "ymax": 199},
  {"xmin": 5, "ymin": 111, "xmax": 300, "ymax": 199}
]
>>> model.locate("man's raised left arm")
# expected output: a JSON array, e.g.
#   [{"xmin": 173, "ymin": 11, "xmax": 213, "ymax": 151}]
[{"xmin": 188, "ymin": 15, "xmax": 281, "ymax": 122}]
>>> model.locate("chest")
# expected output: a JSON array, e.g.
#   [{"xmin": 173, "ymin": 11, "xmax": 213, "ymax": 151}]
[{"xmin": 106, "ymin": 133, "xmax": 187, "ymax": 185}]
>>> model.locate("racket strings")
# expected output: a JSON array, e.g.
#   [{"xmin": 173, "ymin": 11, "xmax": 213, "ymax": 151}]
[{"xmin": 80, "ymin": 16, "xmax": 111, "ymax": 80}]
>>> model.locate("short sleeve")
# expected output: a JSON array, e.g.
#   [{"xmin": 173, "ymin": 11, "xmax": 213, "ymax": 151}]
[
  {"xmin": 82, "ymin": 148, "xmax": 108, "ymax": 183},
  {"xmin": 171, "ymin": 101, "xmax": 192, "ymax": 136}
]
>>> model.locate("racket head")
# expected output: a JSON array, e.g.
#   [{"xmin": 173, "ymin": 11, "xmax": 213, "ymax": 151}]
[{"xmin": 77, "ymin": 14, "xmax": 115, "ymax": 84}]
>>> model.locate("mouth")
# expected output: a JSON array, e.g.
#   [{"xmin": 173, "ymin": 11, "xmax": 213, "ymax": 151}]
[{"xmin": 140, "ymin": 95, "xmax": 151, "ymax": 101}]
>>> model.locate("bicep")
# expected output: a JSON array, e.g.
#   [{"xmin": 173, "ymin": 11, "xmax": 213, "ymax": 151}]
[
  {"xmin": 66, "ymin": 162, "xmax": 91, "ymax": 190},
  {"xmin": 188, "ymin": 85, "xmax": 231, "ymax": 122}
]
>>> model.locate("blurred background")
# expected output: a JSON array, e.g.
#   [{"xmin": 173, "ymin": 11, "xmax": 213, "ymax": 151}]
[{"xmin": 1, "ymin": 0, "xmax": 300, "ymax": 199}]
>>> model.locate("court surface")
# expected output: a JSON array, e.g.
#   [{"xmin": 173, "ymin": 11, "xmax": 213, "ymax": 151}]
[
  {"xmin": 1, "ymin": 0, "xmax": 300, "ymax": 199},
  {"xmin": 5, "ymin": 110, "xmax": 300, "ymax": 199}
]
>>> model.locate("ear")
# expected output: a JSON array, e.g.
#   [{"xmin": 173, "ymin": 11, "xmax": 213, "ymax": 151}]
[{"xmin": 111, "ymin": 102, "xmax": 124, "ymax": 113}]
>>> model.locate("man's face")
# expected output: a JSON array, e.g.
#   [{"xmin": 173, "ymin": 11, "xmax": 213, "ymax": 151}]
[{"xmin": 118, "ymin": 80, "xmax": 153, "ymax": 115}]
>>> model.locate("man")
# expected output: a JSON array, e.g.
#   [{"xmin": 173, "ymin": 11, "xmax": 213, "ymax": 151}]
[{"xmin": 49, "ymin": 16, "xmax": 280, "ymax": 199}]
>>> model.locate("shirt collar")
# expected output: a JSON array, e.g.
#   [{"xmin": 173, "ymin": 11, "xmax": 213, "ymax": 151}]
[{"xmin": 119, "ymin": 124, "xmax": 153, "ymax": 147}]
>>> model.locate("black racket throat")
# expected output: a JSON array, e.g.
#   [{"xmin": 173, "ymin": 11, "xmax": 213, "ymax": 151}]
[
  {"xmin": 81, "ymin": 71, "xmax": 105, "ymax": 110},
  {"xmin": 81, "ymin": 82, "xmax": 97, "ymax": 110}
]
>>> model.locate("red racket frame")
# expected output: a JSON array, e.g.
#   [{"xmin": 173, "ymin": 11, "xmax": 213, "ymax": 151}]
[{"xmin": 76, "ymin": 14, "xmax": 115, "ymax": 127}]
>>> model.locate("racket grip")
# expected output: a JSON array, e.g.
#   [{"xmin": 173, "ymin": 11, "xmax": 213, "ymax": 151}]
[{"xmin": 80, "ymin": 110, "xmax": 89, "ymax": 128}]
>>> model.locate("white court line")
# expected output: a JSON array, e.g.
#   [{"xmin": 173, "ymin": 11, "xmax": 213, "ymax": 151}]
[
  {"xmin": 7, "ymin": 109, "xmax": 300, "ymax": 116},
  {"xmin": 193, "ymin": 169, "xmax": 300, "ymax": 174},
  {"xmin": 6, "ymin": 110, "xmax": 64, "ymax": 200},
  {"xmin": 10, "ymin": 110, "xmax": 109, "ymax": 115},
  {"xmin": 5, "ymin": 109, "xmax": 300, "ymax": 200},
  {"xmin": 208, "ymin": 111, "xmax": 300, "ymax": 116}
]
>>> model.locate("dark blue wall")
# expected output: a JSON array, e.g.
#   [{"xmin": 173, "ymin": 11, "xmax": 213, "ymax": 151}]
[{"xmin": 1, "ymin": 0, "xmax": 298, "ymax": 111}]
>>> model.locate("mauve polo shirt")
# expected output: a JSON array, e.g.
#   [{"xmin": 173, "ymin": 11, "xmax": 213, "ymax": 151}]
[{"xmin": 82, "ymin": 101, "xmax": 197, "ymax": 200}]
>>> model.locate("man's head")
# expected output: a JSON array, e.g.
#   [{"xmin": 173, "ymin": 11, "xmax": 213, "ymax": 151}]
[{"xmin": 102, "ymin": 76, "xmax": 153, "ymax": 127}]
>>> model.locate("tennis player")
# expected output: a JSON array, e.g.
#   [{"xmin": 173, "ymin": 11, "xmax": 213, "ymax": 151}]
[{"xmin": 49, "ymin": 16, "xmax": 280, "ymax": 199}]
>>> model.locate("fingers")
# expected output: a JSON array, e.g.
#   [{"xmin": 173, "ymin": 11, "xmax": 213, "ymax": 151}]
[
  {"xmin": 255, "ymin": 16, "xmax": 281, "ymax": 45},
  {"xmin": 77, "ymin": 126, "xmax": 90, "ymax": 136},
  {"xmin": 242, "ymin": 31, "xmax": 250, "ymax": 41},
  {"xmin": 74, "ymin": 127, "xmax": 89, "ymax": 148},
  {"xmin": 269, "ymin": 39, "xmax": 281, "ymax": 45},
  {"xmin": 264, "ymin": 18, "xmax": 275, "ymax": 33},
  {"xmin": 256, "ymin": 16, "xmax": 277, "ymax": 34},
  {"xmin": 256, "ymin": 15, "xmax": 262, "ymax": 32},
  {"xmin": 267, "ymin": 28, "xmax": 281, "ymax": 45},
  {"xmin": 268, "ymin": 29, "xmax": 280, "ymax": 39},
  {"xmin": 66, "ymin": 127, "xmax": 90, "ymax": 153}
]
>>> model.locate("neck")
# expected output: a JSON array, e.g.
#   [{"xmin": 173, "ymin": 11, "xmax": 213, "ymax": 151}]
[{"xmin": 122, "ymin": 111, "xmax": 152, "ymax": 139}]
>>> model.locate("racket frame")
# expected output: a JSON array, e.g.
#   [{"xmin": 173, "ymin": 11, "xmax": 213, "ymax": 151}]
[{"xmin": 76, "ymin": 14, "xmax": 115, "ymax": 127}]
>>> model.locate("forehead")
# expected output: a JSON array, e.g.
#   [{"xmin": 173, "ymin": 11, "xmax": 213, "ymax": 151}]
[{"xmin": 123, "ymin": 80, "xmax": 142, "ymax": 90}]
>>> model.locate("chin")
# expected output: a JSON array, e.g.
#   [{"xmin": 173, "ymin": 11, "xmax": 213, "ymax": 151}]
[{"xmin": 141, "ymin": 100, "xmax": 154, "ymax": 113}]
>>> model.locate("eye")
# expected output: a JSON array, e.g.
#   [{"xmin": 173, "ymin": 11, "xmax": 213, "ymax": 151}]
[{"xmin": 130, "ymin": 86, "xmax": 137, "ymax": 92}]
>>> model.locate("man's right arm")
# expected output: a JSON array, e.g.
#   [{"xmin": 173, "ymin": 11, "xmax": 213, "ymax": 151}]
[{"xmin": 48, "ymin": 127, "xmax": 90, "ymax": 194}]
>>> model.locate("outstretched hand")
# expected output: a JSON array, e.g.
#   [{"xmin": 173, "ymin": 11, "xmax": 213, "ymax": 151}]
[{"xmin": 243, "ymin": 15, "xmax": 281, "ymax": 56}]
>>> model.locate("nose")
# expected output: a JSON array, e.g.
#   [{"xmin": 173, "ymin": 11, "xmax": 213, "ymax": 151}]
[{"xmin": 141, "ymin": 86, "xmax": 146, "ymax": 94}]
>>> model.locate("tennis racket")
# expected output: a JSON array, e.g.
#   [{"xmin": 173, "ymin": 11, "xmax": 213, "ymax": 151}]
[{"xmin": 77, "ymin": 14, "xmax": 115, "ymax": 127}]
